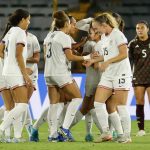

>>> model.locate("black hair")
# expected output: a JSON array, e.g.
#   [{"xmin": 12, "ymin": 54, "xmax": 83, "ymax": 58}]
[
  {"xmin": 136, "ymin": 20, "xmax": 149, "ymax": 28},
  {"xmin": 1, "ymin": 9, "xmax": 30, "ymax": 40}
]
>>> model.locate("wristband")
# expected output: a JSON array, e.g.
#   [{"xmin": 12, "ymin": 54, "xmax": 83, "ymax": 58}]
[{"xmin": 83, "ymin": 54, "xmax": 91, "ymax": 60}]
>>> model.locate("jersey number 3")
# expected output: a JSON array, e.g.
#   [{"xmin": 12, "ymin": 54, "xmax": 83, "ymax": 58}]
[{"xmin": 47, "ymin": 42, "xmax": 52, "ymax": 58}]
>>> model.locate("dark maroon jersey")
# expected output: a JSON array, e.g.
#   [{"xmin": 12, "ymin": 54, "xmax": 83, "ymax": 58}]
[{"xmin": 128, "ymin": 36, "xmax": 150, "ymax": 85}]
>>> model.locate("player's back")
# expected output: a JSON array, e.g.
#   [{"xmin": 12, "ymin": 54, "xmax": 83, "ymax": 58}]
[{"xmin": 44, "ymin": 31, "xmax": 71, "ymax": 77}]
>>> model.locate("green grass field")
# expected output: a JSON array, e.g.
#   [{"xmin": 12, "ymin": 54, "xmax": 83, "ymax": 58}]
[{"xmin": 0, "ymin": 121, "xmax": 150, "ymax": 150}]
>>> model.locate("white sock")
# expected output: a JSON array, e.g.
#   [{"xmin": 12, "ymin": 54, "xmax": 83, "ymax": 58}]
[
  {"xmin": 33, "ymin": 107, "xmax": 49, "ymax": 129},
  {"xmin": 0, "ymin": 106, "xmax": 5, "ymax": 121},
  {"xmin": 108, "ymin": 117, "xmax": 115, "ymax": 133},
  {"xmin": 70, "ymin": 110, "xmax": 83, "ymax": 129},
  {"xmin": 117, "ymin": 105, "xmax": 131, "ymax": 137},
  {"xmin": 13, "ymin": 103, "xmax": 24, "ymax": 138},
  {"xmin": 58, "ymin": 102, "xmax": 69, "ymax": 128},
  {"xmin": 47, "ymin": 103, "xmax": 59, "ymax": 137},
  {"xmin": 56, "ymin": 103, "xmax": 64, "ymax": 126},
  {"xmin": 85, "ymin": 112, "xmax": 93, "ymax": 135},
  {"xmin": 109, "ymin": 111, "xmax": 123, "ymax": 135},
  {"xmin": 94, "ymin": 102, "xmax": 109, "ymax": 132},
  {"xmin": 4, "ymin": 111, "xmax": 11, "ymax": 138},
  {"xmin": 0, "ymin": 103, "xmax": 28, "ymax": 132},
  {"xmin": 90, "ymin": 108, "xmax": 102, "ymax": 133},
  {"xmin": 23, "ymin": 107, "xmax": 32, "ymax": 136},
  {"xmin": 62, "ymin": 98, "xmax": 82, "ymax": 129}
]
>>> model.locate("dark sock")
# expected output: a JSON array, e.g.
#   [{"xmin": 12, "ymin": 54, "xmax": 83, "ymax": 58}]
[{"xmin": 136, "ymin": 104, "xmax": 144, "ymax": 130}]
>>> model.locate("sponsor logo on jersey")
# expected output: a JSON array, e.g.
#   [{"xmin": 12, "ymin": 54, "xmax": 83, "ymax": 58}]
[{"xmin": 135, "ymin": 45, "xmax": 139, "ymax": 48}]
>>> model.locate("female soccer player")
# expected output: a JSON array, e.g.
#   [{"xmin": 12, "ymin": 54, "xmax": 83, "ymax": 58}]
[
  {"xmin": 44, "ymin": 10, "xmax": 91, "ymax": 142},
  {"xmin": 0, "ymin": 9, "xmax": 31, "ymax": 142},
  {"xmin": 86, "ymin": 12, "xmax": 132, "ymax": 143},
  {"xmin": 23, "ymin": 31, "xmax": 40, "ymax": 138},
  {"xmin": 30, "ymin": 15, "xmax": 82, "ymax": 142},
  {"xmin": 0, "ymin": 40, "xmax": 14, "ymax": 142},
  {"xmin": 70, "ymin": 19, "xmax": 103, "ymax": 141},
  {"xmin": 128, "ymin": 20, "xmax": 150, "ymax": 136}
]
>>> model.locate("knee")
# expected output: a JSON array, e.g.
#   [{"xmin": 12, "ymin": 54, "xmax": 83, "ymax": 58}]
[{"xmin": 106, "ymin": 102, "xmax": 116, "ymax": 114}]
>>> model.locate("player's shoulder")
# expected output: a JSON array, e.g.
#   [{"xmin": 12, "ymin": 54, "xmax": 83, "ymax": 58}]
[
  {"xmin": 10, "ymin": 26, "xmax": 25, "ymax": 35},
  {"xmin": 27, "ymin": 32, "xmax": 37, "ymax": 39},
  {"xmin": 128, "ymin": 38, "xmax": 138, "ymax": 47},
  {"xmin": 113, "ymin": 28, "xmax": 122, "ymax": 34},
  {"xmin": 58, "ymin": 31, "xmax": 70, "ymax": 38},
  {"xmin": 56, "ymin": 31, "xmax": 71, "ymax": 42}
]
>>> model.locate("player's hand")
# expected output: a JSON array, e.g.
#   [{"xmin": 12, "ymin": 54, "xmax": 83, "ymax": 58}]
[
  {"xmin": 23, "ymin": 74, "xmax": 33, "ymax": 87},
  {"xmin": 26, "ymin": 68, "xmax": 33, "ymax": 75},
  {"xmin": 80, "ymin": 36, "xmax": 87, "ymax": 46},
  {"xmin": 99, "ymin": 61, "xmax": 110, "ymax": 71},
  {"xmin": 91, "ymin": 51, "xmax": 100, "ymax": 59},
  {"xmin": 82, "ymin": 59, "xmax": 95, "ymax": 67}
]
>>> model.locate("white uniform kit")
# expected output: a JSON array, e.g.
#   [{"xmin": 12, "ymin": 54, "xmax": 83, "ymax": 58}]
[
  {"xmin": 83, "ymin": 40, "xmax": 102, "ymax": 96},
  {"xmin": 98, "ymin": 28, "xmax": 132, "ymax": 90},
  {"xmin": 0, "ymin": 57, "xmax": 7, "ymax": 91},
  {"xmin": 26, "ymin": 32, "xmax": 40, "ymax": 87},
  {"xmin": 2, "ymin": 26, "xmax": 27, "ymax": 88},
  {"xmin": 44, "ymin": 31, "xmax": 73, "ymax": 88}
]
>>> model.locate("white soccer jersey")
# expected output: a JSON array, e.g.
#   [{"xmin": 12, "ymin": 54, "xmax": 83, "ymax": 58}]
[
  {"xmin": 99, "ymin": 28, "xmax": 132, "ymax": 79},
  {"xmin": 2, "ymin": 27, "xmax": 27, "ymax": 76},
  {"xmin": 83, "ymin": 40, "xmax": 97, "ymax": 76},
  {"xmin": 94, "ymin": 40, "xmax": 103, "ymax": 56},
  {"xmin": 26, "ymin": 32, "xmax": 40, "ymax": 74},
  {"xmin": 43, "ymin": 31, "xmax": 52, "ymax": 46},
  {"xmin": 44, "ymin": 31, "xmax": 72, "ymax": 76},
  {"xmin": 83, "ymin": 41, "xmax": 102, "ymax": 93}
]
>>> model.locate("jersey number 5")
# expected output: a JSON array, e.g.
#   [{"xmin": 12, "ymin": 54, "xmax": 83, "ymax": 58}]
[
  {"xmin": 47, "ymin": 42, "xmax": 52, "ymax": 58},
  {"xmin": 104, "ymin": 48, "xmax": 108, "ymax": 55},
  {"xmin": 142, "ymin": 49, "xmax": 147, "ymax": 58}
]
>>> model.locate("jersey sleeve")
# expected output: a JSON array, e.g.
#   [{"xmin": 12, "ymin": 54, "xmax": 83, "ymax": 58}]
[
  {"xmin": 32, "ymin": 36, "xmax": 40, "ymax": 53},
  {"xmin": 1, "ymin": 34, "xmax": 8, "ymax": 44},
  {"xmin": 128, "ymin": 40, "xmax": 135, "ymax": 69},
  {"xmin": 59, "ymin": 34, "xmax": 72, "ymax": 51},
  {"xmin": 76, "ymin": 18, "xmax": 93, "ymax": 32},
  {"xmin": 16, "ymin": 30, "xmax": 26, "ymax": 46},
  {"xmin": 114, "ymin": 30, "xmax": 128, "ymax": 47},
  {"xmin": 70, "ymin": 36, "xmax": 76, "ymax": 44}
]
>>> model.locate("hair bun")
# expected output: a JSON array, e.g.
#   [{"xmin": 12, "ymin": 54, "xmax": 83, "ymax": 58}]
[{"xmin": 53, "ymin": 11, "xmax": 66, "ymax": 20}]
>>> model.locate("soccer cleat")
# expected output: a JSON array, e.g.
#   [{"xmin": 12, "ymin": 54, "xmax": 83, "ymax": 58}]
[
  {"xmin": 3, "ymin": 136, "xmax": 11, "ymax": 143},
  {"xmin": 11, "ymin": 138, "xmax": 26, "ymax": 143},
  {"xmin": 136, "ymin": 130, "xmax": 146, "ymax": 137},
  {"xmin": 112, "ymin": 131, "xmax": 118, "ymax": 139},
  {"xmin": 95, "ymin": 131, "xmax": 112, "ymax": 143},
  {"xmin": 48, "ymin": 136, "xmax": 58, "ymax": 142},
  {"xmin": 60, "ymin": 127, "xmax": 75, "ymax": 142},
  {"xmin": 30, "ymin": 127, "xmax": 39, "ymax": 142},
  {"xmin": 48, "ymin": 133, "xmax": 67, "ymax": 142},
  {"xmin": 116, "ymin": 135, "xmax": 132, "ymax": 143},
  {"xmin": 85, "ymin": 134, "xmax": 94, "ymax": 142}
]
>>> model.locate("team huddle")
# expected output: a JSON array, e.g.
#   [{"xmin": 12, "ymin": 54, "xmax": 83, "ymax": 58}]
[{"xmin": 0, "ymin": 8, "xmax": 150, "ymax": 143}]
